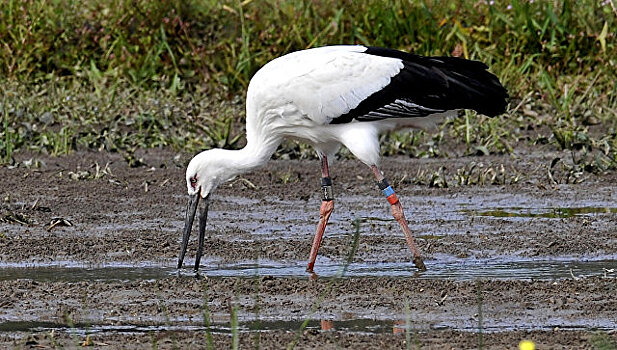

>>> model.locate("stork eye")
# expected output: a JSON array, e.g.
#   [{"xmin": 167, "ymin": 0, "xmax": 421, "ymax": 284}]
[{"xmin": 190, "ymin": 176, "xmax": 198, "ymax": 187}]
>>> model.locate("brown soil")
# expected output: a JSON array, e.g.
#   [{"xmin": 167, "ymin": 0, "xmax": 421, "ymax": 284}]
[{"xmin": 1, "ymin": 149, "xmax": 616, "ymax": 349}]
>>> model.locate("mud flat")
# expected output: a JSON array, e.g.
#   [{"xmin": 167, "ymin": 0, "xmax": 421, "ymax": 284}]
[{"xmin": 1, "ymin": 150, "xmax": 616, "ymax": 348}]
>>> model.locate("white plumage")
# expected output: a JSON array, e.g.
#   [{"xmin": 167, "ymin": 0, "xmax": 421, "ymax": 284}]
[
  {"xmin": 249, "ymin": 45, "xmax": 400, "ymax": 122},
  {"xmin": 178, "ymin": 45, "xmax": 508, "ymax": 272}
]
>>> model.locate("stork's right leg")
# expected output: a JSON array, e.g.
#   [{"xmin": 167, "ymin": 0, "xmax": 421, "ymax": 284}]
[
  {"xmin": 371, "ymin": 165, "xmax": 426, "ymax": 271},
  {"xmin": 306, "ymin": 155, "xmax": 334, "ymax": 273}
]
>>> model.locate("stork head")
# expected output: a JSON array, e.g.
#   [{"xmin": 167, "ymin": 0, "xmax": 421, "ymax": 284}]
[
  {"xmin": 178, "ymin": 149, "xmax": 241, "ymax": 271},
  {"xmin": 185, "ymin": 149, "xmax": 237, "ymax": 198}
]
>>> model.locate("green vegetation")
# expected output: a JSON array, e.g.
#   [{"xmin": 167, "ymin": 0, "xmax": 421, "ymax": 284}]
[{"xmin": 1, "ymin": 0, "xmax": 616, "ymax": 175}]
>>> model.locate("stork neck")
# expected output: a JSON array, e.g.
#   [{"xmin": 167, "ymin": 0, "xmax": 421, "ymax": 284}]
[{"xmin": 231, "ymin": 134, "xmax": 279, "ymax": 172}]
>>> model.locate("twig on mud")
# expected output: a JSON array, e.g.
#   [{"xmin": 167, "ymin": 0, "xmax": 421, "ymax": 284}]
[
  {"xmin": 234, "ymin": 177, "xmax": 258, "ymax": 190},
  {"xmin": 569, "ymin": 268, "xmax": 581, "ymax": 280},
  {"xmin": 508, "ymin": 90, "xmax": 534, "ymax": 115},
  {"xmin": 46, "ymin": 217, "xmax": 73, "ymax": 232},
  {"xmin": 547, "ymin": 161, "xmax": 558, "ymax": 186}
]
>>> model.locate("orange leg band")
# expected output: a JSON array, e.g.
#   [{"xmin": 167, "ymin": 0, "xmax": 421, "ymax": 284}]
[{"xmin": 386, "ymin": 193, "xmax": 399, "ymax": 205}]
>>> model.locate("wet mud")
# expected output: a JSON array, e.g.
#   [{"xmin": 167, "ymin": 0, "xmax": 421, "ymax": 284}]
[{"xmin": 1, "ymin": 149, "xmax": 616, "ymax": 349}]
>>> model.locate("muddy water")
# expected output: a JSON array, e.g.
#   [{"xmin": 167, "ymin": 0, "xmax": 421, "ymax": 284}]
[
  {"xmin": 2, "ymin": 258, "xmax": 615, "ymax": 282},
  {"xmin": 1, "ymin": 151, "xmax": 617, "ymax": 348}
]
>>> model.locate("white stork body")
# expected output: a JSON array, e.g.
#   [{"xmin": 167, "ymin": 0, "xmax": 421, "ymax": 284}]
[
  {"xmin": 179, "ymin": 45, "xmax": 508, "ymax": 272},
  {"xmin": 245, "ymin": 45, "xmax": 452, "ymax": 168}
]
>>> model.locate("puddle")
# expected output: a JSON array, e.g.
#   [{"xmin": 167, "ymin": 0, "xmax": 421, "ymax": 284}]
[
  {"xmin": 1, "ymin": 258, "xmax": 614, "ymax": 282},
  {"xmin": 195, "ymin": 258, "xmax": 616, "ymax": 280},
  {"xmin": 1, "ymin": 317, "xmax": 614, "ymax": 337},
  {"xmin": 462, "ymin": 207, "xmax": 617, "ymax": 219},
  {"xmin": 0, "ymin": 265, "xmax": 169, "ymax": 283},
  {"xmin": 0, "ymin": 319, "xmax": 398, "ymax": 335}
]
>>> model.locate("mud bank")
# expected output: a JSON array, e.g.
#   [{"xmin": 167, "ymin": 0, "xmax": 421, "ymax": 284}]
[{"xmin": 1, "ymin": 150, "xmax": 616, "ymax": 348}]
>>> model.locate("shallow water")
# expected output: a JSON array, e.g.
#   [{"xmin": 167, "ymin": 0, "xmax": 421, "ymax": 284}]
[
  {"xmin": 210, "ymin": 195, "xmax": 617, "ymax": 242},
  {"xmin": 1, "ymin": 257, "xmax": 614, "ymax": 282},
  {"xmin": 2, "ymin": 315, "xmax": 615, "ymax": 337},
  {"xmin": 2, "ymin": 187, "xmax": 617, "ymax": 344},
  {"xmin": 461, "ymin": 206, "xmax": 617, "ymax": 219},
  {"xmin": 0, "ymin": 319, "xmax": 397, "ymax": 335}
]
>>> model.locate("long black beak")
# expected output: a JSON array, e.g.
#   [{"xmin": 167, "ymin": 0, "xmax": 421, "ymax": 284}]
[{"xmin": 177, "ymin": 193, "xmax": 210, "ymax": 271}]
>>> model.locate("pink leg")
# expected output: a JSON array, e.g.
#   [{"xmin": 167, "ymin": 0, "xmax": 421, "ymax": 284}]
[
  {"xmin": 371, "ymin": 165, "xmax": 426, "ymax": 271},
  {"xmin": 306, "ymin": 155, "xmax": 334, "ymax": 273}
]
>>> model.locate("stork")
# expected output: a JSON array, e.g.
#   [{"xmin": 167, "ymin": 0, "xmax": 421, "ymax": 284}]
[{"xmin": 177, "ymin": 45, "xmax": 508, "ymax": 273}]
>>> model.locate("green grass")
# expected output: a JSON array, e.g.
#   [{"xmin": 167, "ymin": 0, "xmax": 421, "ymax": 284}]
[{"xmin": 1, "ymin": 0, "xmax": 616, "ymax": 176}]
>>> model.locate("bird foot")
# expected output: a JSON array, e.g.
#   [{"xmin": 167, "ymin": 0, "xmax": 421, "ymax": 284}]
[
  {"xmin": 413, "ymin": 256, "xmax": 427, "ymax": 272},
  {"xmin": 306, "ymin": 263, "xmax": 315, "ymax": 273}
]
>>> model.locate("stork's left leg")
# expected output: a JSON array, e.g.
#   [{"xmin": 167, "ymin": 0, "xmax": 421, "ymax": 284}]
[
  {"xmin": 371, "ymin": 165, "xmax": 426, "ymax": 271},
  {"xmin": 306, "ymin": 155, "xmax": 334, "ymax": 273}
]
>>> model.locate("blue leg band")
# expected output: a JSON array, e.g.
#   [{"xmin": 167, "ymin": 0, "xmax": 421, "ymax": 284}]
[{"xmin": 381, "ymin": 185, "xmax": 395, "ymax": 197}]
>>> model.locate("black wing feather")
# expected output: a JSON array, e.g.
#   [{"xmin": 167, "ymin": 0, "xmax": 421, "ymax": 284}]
[{"xmin": 330, "ymin": 46, "xmax": 508, "ymax": 125}]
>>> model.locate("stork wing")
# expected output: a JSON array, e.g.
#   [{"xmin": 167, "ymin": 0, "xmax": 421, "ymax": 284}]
[
  {"xmin": 251, "ymin": 46, "xmax": 403, "ymax": 124},
  {"xmin": 250, "ymin": 46, "xmax": 507, "ymax": 125},
  {"xmin": 333, "ymin": 47, "xmax": 508, "ymax": 124}
]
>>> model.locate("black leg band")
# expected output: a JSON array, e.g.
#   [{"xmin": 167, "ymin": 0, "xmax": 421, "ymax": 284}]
[
  {"xmin": 377, "ymin": 178, "xmax": 390, "ymax": 191},
  {"xmin": 321, "ymin": 177, "xmax": 332, "ymax": 186},
  {"xmin": 321, "ymin": 177, "xmax": 334, "ymax": 201}
]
